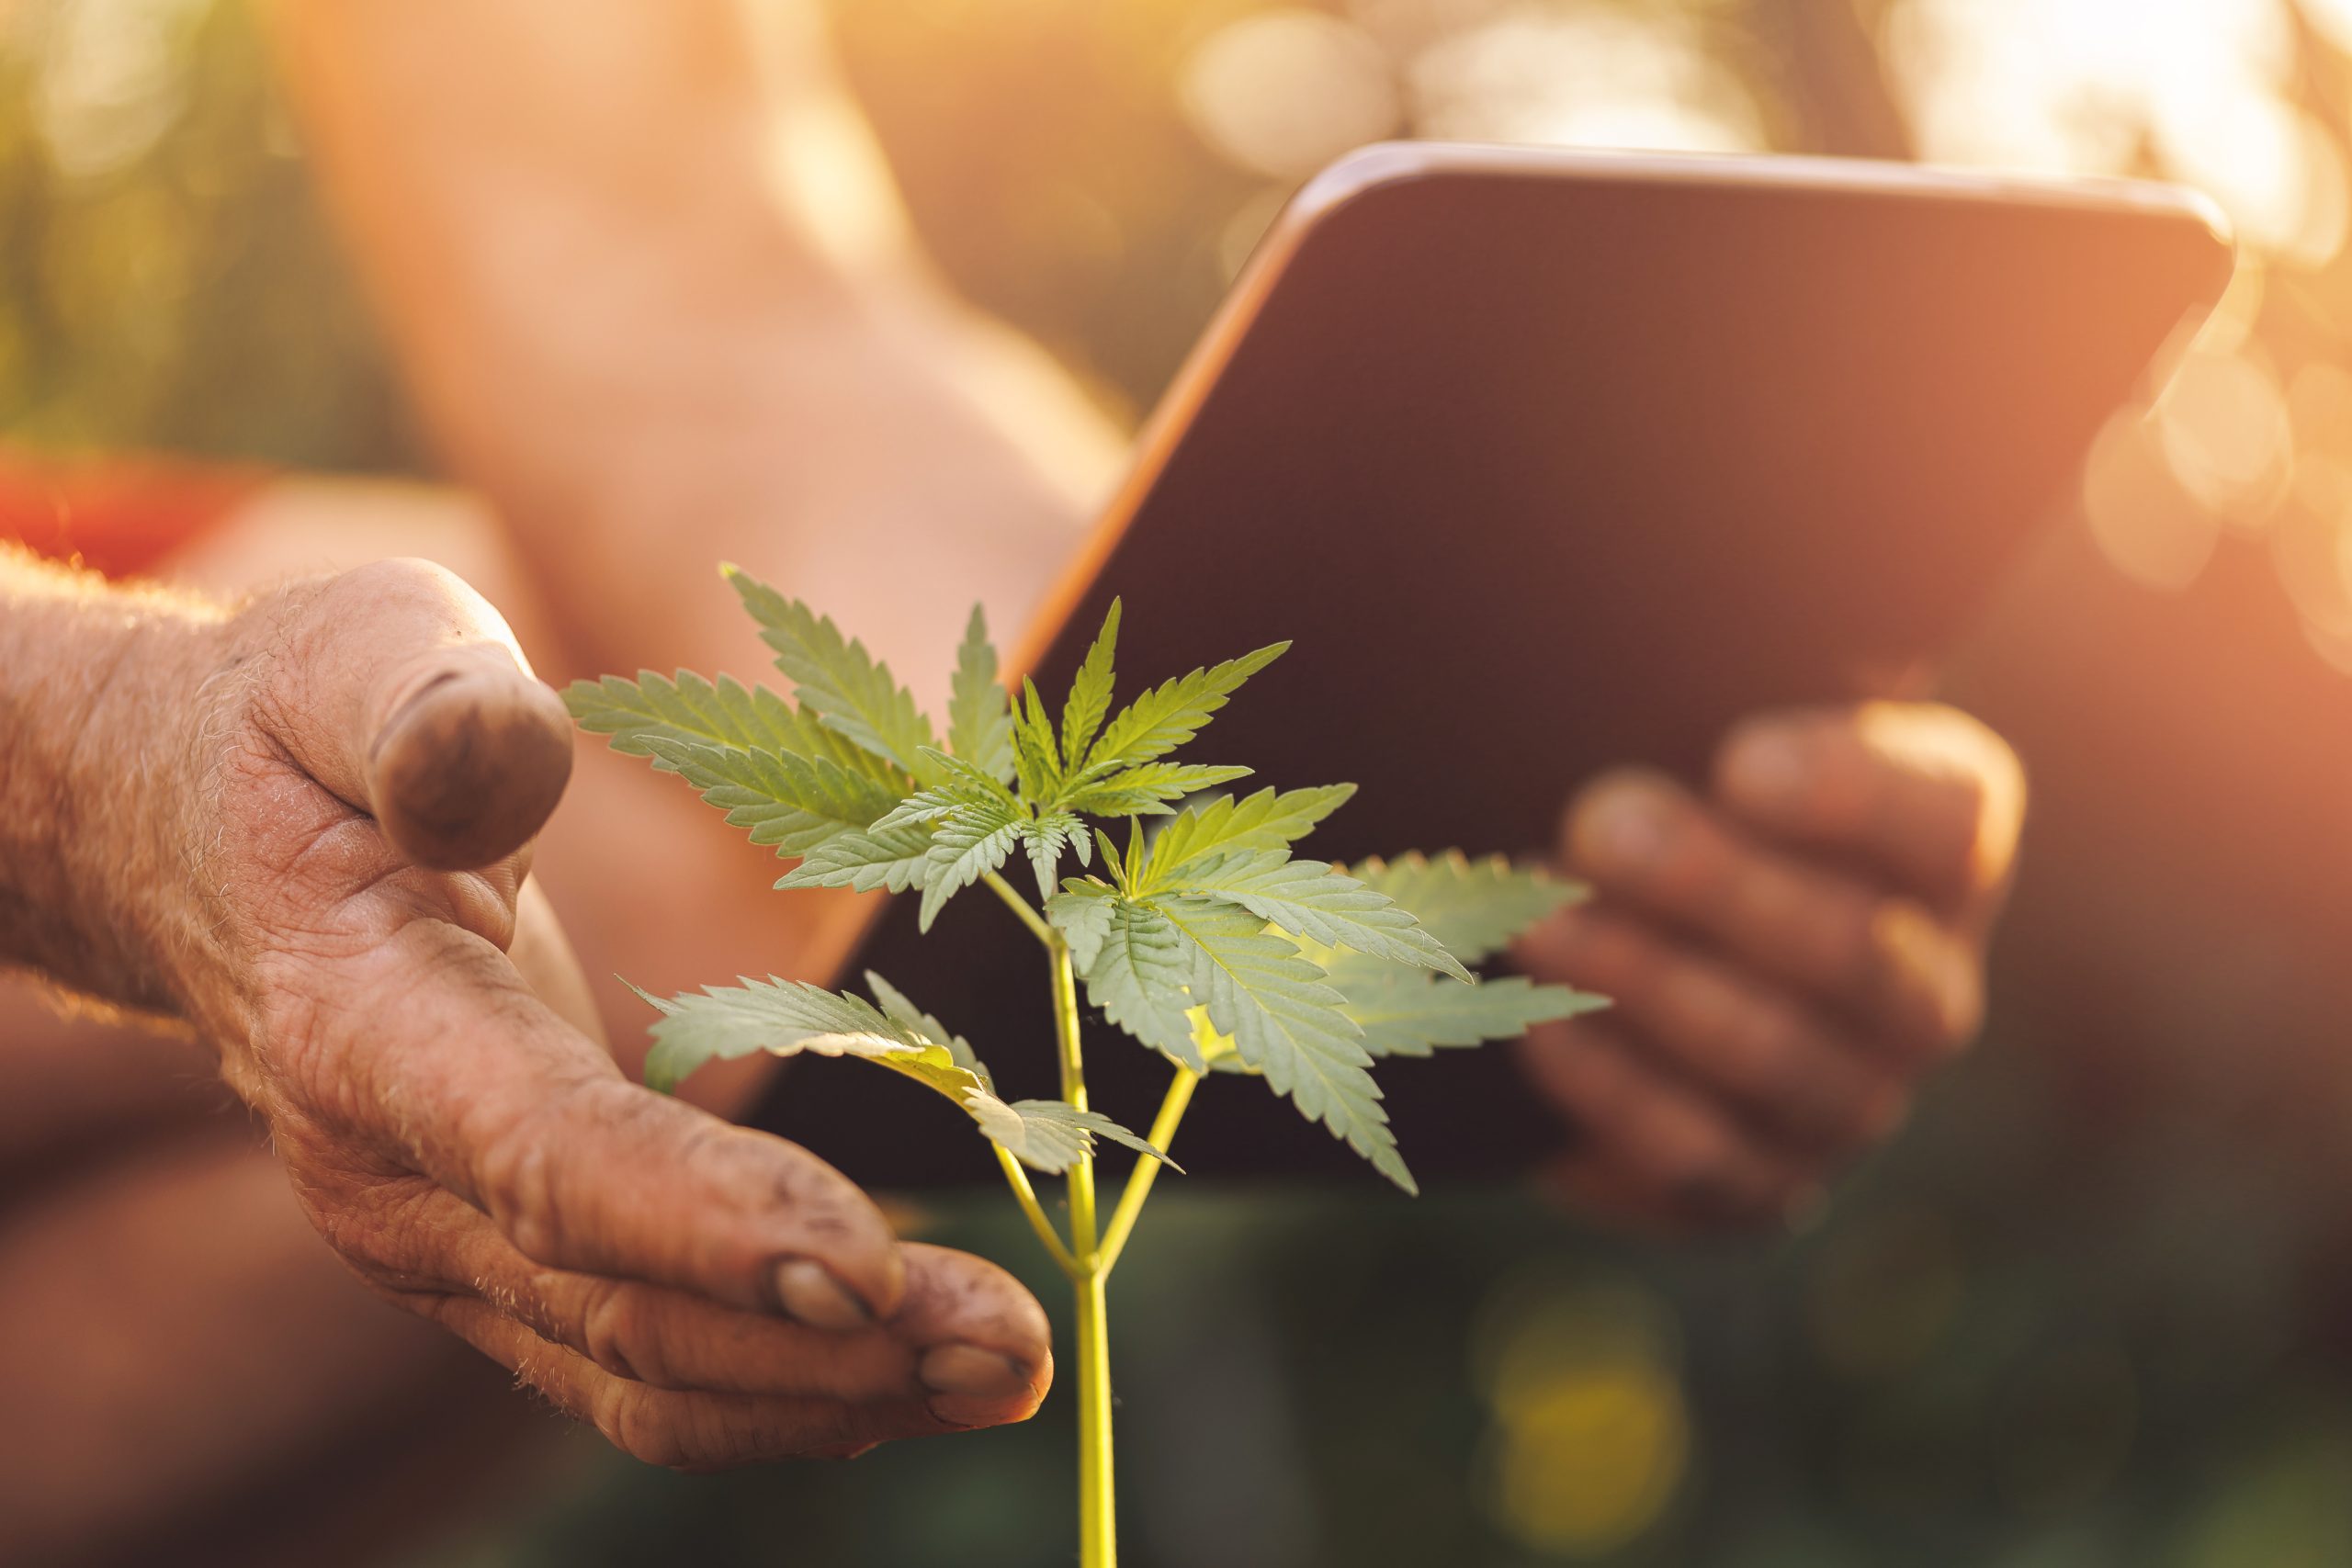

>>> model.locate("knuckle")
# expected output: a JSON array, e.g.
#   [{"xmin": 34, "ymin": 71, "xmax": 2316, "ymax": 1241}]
[
  {"xmin": 1794, "ymin": 880, "xmax": 1883, "ymax": 991},
  {"xmin": 1725, "ymin": 996, "xmax": 1815, "ymax": 1106},
  {"xmin": 477, "ymin": 1105, "xmax": 568, "ymax": 1262},
  {"xmin": 578, "ymin": 1278, "xmax": 662, "ymax": 1386},
  {"xmin": 594, "ymin": 1380, "xmax": 695, "ymax": 1470}
]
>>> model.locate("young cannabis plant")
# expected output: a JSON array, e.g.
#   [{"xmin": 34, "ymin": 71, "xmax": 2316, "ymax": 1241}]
[{"xmin": 564, "ymin": 568, "xmax": 1605, "ymax": 1568}]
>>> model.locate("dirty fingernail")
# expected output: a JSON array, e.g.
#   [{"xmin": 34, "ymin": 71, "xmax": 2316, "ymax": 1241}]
[
  {"xmin": 918, "ymin": 1344, "xmax": 1026, "ymax": 1399},
  {"xmin": 772, "ymin": 1258, "xmax": 871, "ymax": 1331}
]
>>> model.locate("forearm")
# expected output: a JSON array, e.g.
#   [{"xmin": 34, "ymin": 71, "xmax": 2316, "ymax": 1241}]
[
  {"xmin": 270, "ymin": 0, "xmax": 1121, "ymax": 699},
  {"xmin": 0, "ymin": 549, "xmax": 222, "ymax": 1014}
]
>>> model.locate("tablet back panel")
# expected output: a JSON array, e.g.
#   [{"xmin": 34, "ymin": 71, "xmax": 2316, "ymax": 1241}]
[{"xmin": 764, "ymin": 147, "xmax": 2232, "ymax": 1187}]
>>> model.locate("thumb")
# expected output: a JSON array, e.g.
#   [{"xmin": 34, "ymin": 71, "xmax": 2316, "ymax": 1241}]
[{"xmin": 258, "ymin": 558, "xmax": 573, "ymax": 870}]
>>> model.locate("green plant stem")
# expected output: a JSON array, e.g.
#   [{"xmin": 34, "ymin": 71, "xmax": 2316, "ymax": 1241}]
[
  {"xmin": 1044, "ymin": 934, "xmax": 1116, "ymax": 1568},
  {"xmin": 980, "ymin": 868, "xmax": 1056, "ymax": 946},
  {"xmin": 1097, "ymin": 1066, "xmax": 1200, "ymax": 1277},
  {"xmin": 992, "ymin": 1145, "xmax": 1080, "ymax": 1279},
  {"xmin": 984, "ymin": 865, "xmax": 1126, "ymax": 1562}
]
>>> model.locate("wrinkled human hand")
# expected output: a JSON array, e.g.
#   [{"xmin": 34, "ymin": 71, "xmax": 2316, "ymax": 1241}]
[
  {"xmin": 1514, "ymin": 703, "xmax": 2024, "ymax": 1233},
  {"xmin": 138, "ymin": 559, "xmax": 1048, "ymax": 1465}
]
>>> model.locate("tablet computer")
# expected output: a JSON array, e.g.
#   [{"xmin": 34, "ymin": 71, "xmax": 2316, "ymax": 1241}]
[{"xmin": 763, "ymin": 142, "xmax": 2233, "ymax": 1187}]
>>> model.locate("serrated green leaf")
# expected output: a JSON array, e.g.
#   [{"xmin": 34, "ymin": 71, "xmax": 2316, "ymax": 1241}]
[
  {"xmin": 1154, "ymin": 896, "xmax": 1414, "ymax": 1192},
  {"xmin": 922, "ymin": 746, "xmax": 1023, "ymax": 803},
  {"xmin": 641, "ymin": 737, "xmax": 906, "ymax": 859},
  {"xmin": 639, "ymin": 975, "xmax": 932, "ymax": 1093},
  {"xmin": 1047, "ymin": 880, "xmax": 1119, "ymax": 972},
  {"xmin": 919, "ymin": 798, "xmax": 1024, "ymax": 931},
  {"xmin": 726, "ymin": 568, "xmax": 941, "ymax": 780},
  {"xmin": 973, "ymin": 1098, "xmax": 1180, "ymax": 1175},
  {"xmin": 776, "ymin": 821, "xmax": 936, "ymax": 894},
  {"xmin": 1092, "ymin": 827, "xmax": 1126, "ymax": 888},
  {"xmin": 637, "ymin": 976, "xmax": 1167, "ymax": 1171},
  {"xmin": 1059, "ymin": 761, "xmax": 1256, "ymax": 818},
  {"xmin": 564, "ymin": 670, "xmax": 793, "ymax": 757},
  {"xmin": 1012, "ymin": 677, "xmax": 1061, "ymax": 801},
  {"xmin": 867, "ymin": 784, "xmax": 983, "ymax": 834},
  {"xmin": 1023, "ymin": 810, "xmax": 1082, "ymax": 901},
  {"xmin": 1159, "ymin": 851, "xmax": 1472, "ymax": 983},
  {"xmin": 1343, "ymin": 852, "xmax": 1584, "ymax": 965},
  {"xmin": 1060, "ymin": 599, "xmax": 1121, "ymax": 773},
  {"xmin": 864, "ymin": 968, "xmax": 991, "ymax": 1086},
  {"xmin": 869, "ymin": 750, "xmax": 1016, "ymax": 835},
  {"xmin": 564, "ymin": 670, "xmax": 902, "ymax": 786},
  {"xmin": 1071, "ymin": 895, "xmax": 1204, "ymax": 1070},
  {"xmin": 1084, "ymin": 641, "xmax": 1288, "ymax": 773},
  {"xmin": 947, "ymin": 604, "xmax": 1014, "ymax": 784},
  {"xmin": 1141, "ymin": 784, "xmax": 1357, "ymax": 887},
  {"xmin": 1335, "ymin": 966, "xmax": 1607, "ymax": 1057}
]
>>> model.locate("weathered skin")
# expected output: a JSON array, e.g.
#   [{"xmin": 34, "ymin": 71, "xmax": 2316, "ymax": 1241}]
[{"xmin": 0, "ymin": 553, "xmax": 1052, "ymax": 1505}]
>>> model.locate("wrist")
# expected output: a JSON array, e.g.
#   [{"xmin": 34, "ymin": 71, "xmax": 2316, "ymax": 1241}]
[{"xmin": 0, "ymin": 553, "xmax": 229, "ymax": 1016}]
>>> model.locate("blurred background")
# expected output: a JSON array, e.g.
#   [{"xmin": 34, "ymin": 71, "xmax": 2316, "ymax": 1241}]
[{"xmin": 6, "ymin": 0, "xmax": 2352, "ymax": 1563}]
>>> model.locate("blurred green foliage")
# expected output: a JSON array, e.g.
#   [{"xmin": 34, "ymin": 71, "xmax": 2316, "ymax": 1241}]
[{"xmin": 0, "ymin": 0, "xmax": 410, "ymax": 469}]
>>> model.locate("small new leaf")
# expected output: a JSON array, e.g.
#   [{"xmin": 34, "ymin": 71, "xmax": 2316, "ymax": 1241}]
[
  {"xmin": 947, "ymin": 604, "xmax": 1015, "ymax": 784},
  {"xmin": 1083, "ymin": 641, "xmax": 1288, "ymax": 773},
  {"xmin": 1023, "ymin": 810, "xmax": 1083, "ymax": 902},
  {"xmin": 1060, "ymin": 599, "xmax": 1121, "ymax": 773},
  {"xmin": 1141, "ymin": 785, "xmax": 1357, "ymax": 887},
  {"xmin": 869, "ymin": 751, "xmax": 1015, "ymax": 834},
  {"xmin": 1046, "ymin": 880, "xmax": 1119, "ymax": 973},
  {"xmin": 1058, "ymin": 761, "xmax": 1255, "ymax": 819},
  {"xmin": 1012, "ymin": 677, "xmax": 1061, "ymax": 802},
  {"xmin": 919, "ymin": 797, "xmax": 1025, "ymax": 931}
]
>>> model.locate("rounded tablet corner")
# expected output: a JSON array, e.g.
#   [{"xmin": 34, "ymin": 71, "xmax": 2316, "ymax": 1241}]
[
  {"xmin": 1288, "ymin": 141, "xmax": 1442, "ymax": 221},
  {"xmin": 2174, "ymin": 184, "xmax": 2237, "ymax": 259}
]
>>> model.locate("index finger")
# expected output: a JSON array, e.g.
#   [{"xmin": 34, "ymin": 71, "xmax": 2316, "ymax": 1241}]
[{"xmin": 1713, "ymin": 702, "xmax": 2025, "ymax": 924}]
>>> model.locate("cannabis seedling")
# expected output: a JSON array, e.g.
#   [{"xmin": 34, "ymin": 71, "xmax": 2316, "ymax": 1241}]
[{"xmin": 565, "ymin": 570, "xmax": 1605, "ymax": 1567}]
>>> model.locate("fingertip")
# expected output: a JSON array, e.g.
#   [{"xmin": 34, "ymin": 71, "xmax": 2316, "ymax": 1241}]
[
  {"xmin": 1566, "ymin": 770, "xmax": 1682, "ymax": 878},
  {"xmin": 1715, "ymin": 718, "xmax": 1815, "ymax": 823},
  {"xmin": 922, "ymin": 1345, "xmax": 1053, "ymax": 1429},
  {"xmin": 893, "ymin": 1242, "xmax": 1051, "ymax": 1366},
  {"xmin": 372, "ymin": 659, "xmax": 573, "ymax": 869}
]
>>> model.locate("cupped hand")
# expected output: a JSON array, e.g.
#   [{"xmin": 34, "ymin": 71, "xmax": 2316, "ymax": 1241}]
[
  {"xmin": 164, "ymin": 558, "xmax": 1047, "ymax": 1465},
  {"xmin": 1513, "ymin": 702, "xmax": 2025, "ymax": 1232}
]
